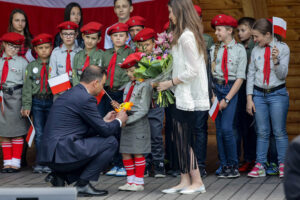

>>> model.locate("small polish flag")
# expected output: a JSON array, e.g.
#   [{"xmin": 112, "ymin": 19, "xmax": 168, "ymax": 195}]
[
  {"xmin": 96, "ymin": 89, "xmax": 105, "ymax": 105},
  {"xmin": 26, "ymin": 116, "xmax": 35, "ymax": 147},
  {"xmin": 0, "ymin": 91, "xmax": 4, "ymax": 115},
  {"xmin": 209, "ymin": 97, "xmax": 219, "ymax": 121},
  {"xmin": 48, "ymin": 73, "xmax": 72, "ymax": 95},
  {"xmin": 273, "ymin": 17, "xmax": 287, "ymax": 38}
]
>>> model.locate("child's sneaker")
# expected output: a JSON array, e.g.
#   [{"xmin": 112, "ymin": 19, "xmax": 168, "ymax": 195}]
[
  {"xmin": 266, "ymin": 162, "xmax": 279, "ymax": 176},
  {"xmin": 215, "ymin": 165, "xmax": 223, "ymax": 176},
  {"xmin": 279, "ymin": 163, "xmax": 284, "ymax": 178},
  {"xmin": 115, "ymin": 167, "xmax": 127, "ymax": 177},
  {"xmin": 227, "ymin": 166, "xmax": 240, "ymax": 178},
  {"xmin": 248, "ymin": 163, "xmax": 266, "ymax": 178},
  {"xmin": 154, "ymin": 161, "xmax": 166, "ymax": 178},
  {"xmin": 128, "ymin": 184, "xmax": 144, "ymax": 191},
  {"xmin": 106, "ymin": 166, "xmax": 118, "ymax": 176},
  {"xmin": 33, "ymin": 165, "xmax": 44, "ymax": 173},
  {"xmin": 217, "ymin": 166, "xmax": 229, "ymax": 178},
  {"xmin": 42, "ymin": 166, "xmax": 52, "ymax": 173},
  {"xmin": 118, "ymin": 183, "xmax": 133, "ymax": 191},
  {"xmin": 239, "ymin": 161, "xmax": 255, "ymax": 172}
]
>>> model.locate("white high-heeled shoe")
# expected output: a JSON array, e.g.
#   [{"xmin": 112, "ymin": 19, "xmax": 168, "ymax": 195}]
[
  {"xmin": 179, "ymin": 185, "xmax": 206, "ymax": 194},
  {"xmin": 162, "ymin": 187, "xmax": 185, "ymax": 194}
]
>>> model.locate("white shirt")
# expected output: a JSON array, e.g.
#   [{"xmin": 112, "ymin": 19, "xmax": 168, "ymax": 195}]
[{"xmin": 171, "ymin": 29, "xmax": 210, "ymax": 111}]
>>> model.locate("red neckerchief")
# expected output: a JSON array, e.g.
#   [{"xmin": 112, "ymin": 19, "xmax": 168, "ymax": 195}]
[
  {"xmin": 82, "ymin": 54, "xmax": 90, "ymax": 72},
  {"xmin": 40, "ymin": 62, "xmax": 48, "ymax": 92},
  {"xmin": 66, "ymin": 50, "xmax": 72, "ymax": 75},
  {"xmin": 107, "ymin": 51, "xmax": 117, "ymax": 89},
  {"xmin": 263, "ymin": 45, "xmax": 271, "ymax": 85},
  {"xmin": 125, "ymin": 81, "xmax": 136, "ymax": 102},
  {"xmin": 221, "ymin": 45, "xmax": 228, "ymax": 84},
  {"xmin": 0, "ymin": 57, "xmax": 12, "ymax": 89}
]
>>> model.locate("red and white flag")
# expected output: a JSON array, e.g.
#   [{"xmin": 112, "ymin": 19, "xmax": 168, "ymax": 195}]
[
  {"xmin": 96, "ymin": 89, "xmax": 105, "ymax": 105},
  {"xmin": 273, "ymin": 17, "xmax": 287, "ymax": 38},
  {"xmin": 0, "ymin": 91, "xmax": 4, "ymax": 115},
  {"xmin": 48, "ymin": 73, "xmax": 72, "ymax": 95},
  {"xmin": 209, "ymin": 98, "xmax": 219, "ymax": 121},
  {"xmin": 26, "ymin": 116, "xmax": 35, "ymax": 147}
]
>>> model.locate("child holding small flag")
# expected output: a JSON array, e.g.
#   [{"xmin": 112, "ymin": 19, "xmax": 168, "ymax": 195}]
[
  {"xmin": 21, "ymin": 33, "xmax": 54, "ymax": 173},
  {"xmin": 0, "ymin": 32, "xmax": 28, "ymax": 173},
  {"xmin": 72, "ymin": 22, "xmax": 104, "ymax": 86},
  {"xmin": 246, "ymin": 18, "xmax": 290, "ymax": 178},
  {"xmin": 113, "ymin": 52, "xmax": 151, "ymax": 191},
  {"xmin": 210, "ymin": 14, "xmax": 247, "ymax": 178}
]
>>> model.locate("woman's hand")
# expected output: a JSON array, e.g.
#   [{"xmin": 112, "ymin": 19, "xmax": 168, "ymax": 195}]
[
  {"xmin": 157, "ymin": 80, "xmax": 172, "ymax": 92},
  {"xmin": 246, "ymin": 98, "xmax": 256, "ymax": 116}
]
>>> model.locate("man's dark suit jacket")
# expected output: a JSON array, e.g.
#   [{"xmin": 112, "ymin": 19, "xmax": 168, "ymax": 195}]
[
  {"xmin": 284, "ymin": 136, "xmax": 300, "ymax": 200},
  {"xmin": 38, "ymin": 84, "xmax": 120, "ymax": 164}
]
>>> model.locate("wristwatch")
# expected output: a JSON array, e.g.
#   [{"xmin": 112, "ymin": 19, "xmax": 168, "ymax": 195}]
[{"xmin": 224, "ymin": 98, "xmax": 230, "ymax": 104}]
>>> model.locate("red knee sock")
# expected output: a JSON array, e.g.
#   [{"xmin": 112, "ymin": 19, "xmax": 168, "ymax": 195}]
[
  {"xmin": 11, "ymin": 138, "xmax": 24, "ymax": 168},
  {"xmin": 134, "ymin": 157, "xmax": 145, "ymax": 185},
  {"xmin": 1, "ymin": 141, "xmax": 12, "ymax": 166},
  {"xmin": 123, "ymin": 158, "xmax": 135, "ymax": 184}
]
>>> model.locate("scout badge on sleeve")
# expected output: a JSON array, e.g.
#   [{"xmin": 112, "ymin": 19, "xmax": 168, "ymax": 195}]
[
  {"xmin": 48, "ymin": 73, "xmax": 72, "ymax": 95},
  {"xmin": 26, "ymin": 116, "xmax": 36, "ymax": 147},
  {"xmin": 0, "ymin": 91, "xmax": 4, "ymax": 115},
  {"xmin": 209, "ymin": 97, "xmax": 220, "ymax": 121}
]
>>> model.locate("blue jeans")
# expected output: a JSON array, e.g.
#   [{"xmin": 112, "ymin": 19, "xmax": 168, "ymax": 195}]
[
  {"xmin": 253, "ymin": 87, "xmax": 289, "ymax": 164},
  {"xmin": 214, "ymin": 83, "xmax": 238, "ymax": 166},
  {"xmin": 32, "ymin": 98, "xmax": 53, "ymax": 157},
  {"xmin": 193, "ymin": 110, "xmax": 208, "ymax": 168}
]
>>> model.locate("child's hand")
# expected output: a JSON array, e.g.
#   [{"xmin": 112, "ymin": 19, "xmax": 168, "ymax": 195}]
[
  {"xmin": 111, "ymin": 100, "xmax": 120, "ymax": 109},
  {"xmin": 21, "ymin": 109, "xmax": 30, "ymax": 117},
  {"xmin": 272, "ymin": 46, "xmax": 279, "ymax": 62}
]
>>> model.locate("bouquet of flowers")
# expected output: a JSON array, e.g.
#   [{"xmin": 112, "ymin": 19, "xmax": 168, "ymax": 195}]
[{"xmin": 134, "ymin": 31, "xmax": 175, "ymax": 107}]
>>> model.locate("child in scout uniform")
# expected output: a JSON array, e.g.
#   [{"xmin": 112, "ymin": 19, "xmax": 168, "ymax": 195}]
[
  {"xmin": 21, "ymin": 33, "xmax": 53, "ymax": 173},
  {"xmin": 114, "ymin": 52, "xmax": 151, "ymax": 191},
  {"xmin": 210, "ymin": 14, "xmax": 247, "ymax": 178},
  {"xmin": 72, "ymin": 22, "xmax": 104, "ymax": 86},
  {"xmin": 134, "ymin": 28, "xmax": 166, "ymax": 178},
  {"xmin": 236, "ymin": 17, "xmax": 257, "ymax": 172},
  {"xmin": 49, "ymin": 21, "xmax": 82, "ymax": 82},
  {"xmin": 246, "ymin": 18, "xmax": 290, "ymax": 178},
  {"xmin": 0, "ymin": 32, "xmax": 28, "ymax": 173},
  {"xmin": 101, "ymin": 23, "xmax": 134, "ymax": 177},
  {"xmin": 104, "ymin": 0, "xmax": 133, "ymax": 50},
  {"xmin": 126, "ymin": 16, "xmax": 146, "ymax": 50}
]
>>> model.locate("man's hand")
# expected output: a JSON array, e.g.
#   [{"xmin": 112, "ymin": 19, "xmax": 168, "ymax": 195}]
[
  {"xmin": 103, "ymin": 111, "xmax": 117, "ymax": 122},
  {"xmin": 116, "ymin": 110, "xmax": 128, "ymax": 127}
]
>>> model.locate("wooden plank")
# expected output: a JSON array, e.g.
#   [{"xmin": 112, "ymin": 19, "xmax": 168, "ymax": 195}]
[
  {"xmin": 288, "ymin": 65, "xmax": 300, "ymax": 76},
  {"xmin": 194, "ymin": 0, "xmax": 242, "ymax": 9},
  {"xmin": 287, "ymin": 111, "xmax": 300, "ymax": 123},
  {"xmin": 248, "ymin": 181, "xmax": 280, "ymax": 200},
  {"xmin": 288, "ymin": 100, "xmax": 300, "ymax": 111},
  {"xmin": 286, "ymin": 76, "xmax": 300, "ymax": 87},
  {"xmin": 268, "ymin": 6, "xmax": 300, "ymax": 17},
  {"xmin": 266, "ymin": 182, "xmax": 286, "ymax": 200},
  {"xmin": 267, "ymin": 0, "xmax": 300, "ymax": 6},
  {"xmin": 203, "ymin": 9, "xmax": 244, "ymax": 22},
  {"xmin": 287, "ymin": 88, "xmax": 300, "ymax": 100},
  {"xmin": 194, "ymin": 178, "xmax": 233, "ymax": 199},
  {"xmin": 287, "ymin": 122, "xmax": 300, "ymax": 135}
]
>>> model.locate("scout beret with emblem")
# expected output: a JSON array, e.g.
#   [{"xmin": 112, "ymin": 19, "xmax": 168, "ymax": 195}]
[
  {"xmin": 108, "ymin": 23, "xmax": 129, "ymax": 35},
  {"xmin": 80, "ymin": 22, "xmax": 103, "ymax": 35},
  {"xmin": 120, "ymin": 52, "xmax": 144, "ymax": 69},
  {"xmin": 194, "ymin": 5, "xmax": 202, "ymax": 17},
  {"xmin": 126, "ymin": 16, "xmax": 146, "ymax": 28},
  {"xmin": 133, "ymin": 28, "xmax": 156, "ymax": 42},
  {"xmin": 57, "ymin": 21, "xmax": 79, "ymax": 31},
  {"xmin": 32, "ymin": 33, "xmax": 53, "ymax": 46},
  {"xmin": 0, "ymin": 32, "xmax": 25, "ymax": 45},
  {"xmin": 211, "ymin": 14, "xmax": 237, "ymax": 29}
]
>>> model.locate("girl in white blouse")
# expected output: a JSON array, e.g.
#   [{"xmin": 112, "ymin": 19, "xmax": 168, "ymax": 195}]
[{"xmin": 157, "ymin": 0, "xmax": 209, "ymax": 195}]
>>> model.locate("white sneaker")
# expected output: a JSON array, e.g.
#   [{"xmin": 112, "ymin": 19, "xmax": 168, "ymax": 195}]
[
  {"xmin": 179, "ymin": 185, "xmax": 206, "ymax": 194},
  {"xmin": 115, "ymin": 167, "xmax": 127, "ymax": 177},
  {"xmin": 118, "ymin": 183, "xmax": 133, "ymax": 191},
  {"xmin": 162, "ymin": 187, "xmax": 185, "ymax": 194},
  {"xmin": 128, "ymin": 184, "xmax": 144, "ymax": 191},
  {"xmin": 106, "ymin": 166, "xmax": 118, "ymax": 176}
]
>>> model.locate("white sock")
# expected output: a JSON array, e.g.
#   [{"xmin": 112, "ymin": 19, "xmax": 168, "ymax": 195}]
[
  {"xmin": 11, "ymin": 158, "xmax": 20, "ymax": 168},
  {"xmin": 3, "ymin": 159, "xmax": 12, "ymax": 167},
  {"xmin": 127, "ymin": 175, "xmax": 135, "ymax": 184},
  {"xmin": 134, "ymin": 176, "xmax": 144, "ymax": 185}
]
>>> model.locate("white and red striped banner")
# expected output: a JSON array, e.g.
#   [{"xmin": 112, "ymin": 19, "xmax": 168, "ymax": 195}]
[
  {"xmin": 26, "ymin": 116, "xmax": 35, "ymax": 147},
  {"xmin": 273, "ymin": 17, "xmax": 287, "ymax": 38},
  {"xmin": 48, "ymin": 73, "xmax": 71, "ymax": 95},
  {"xmin": 209, "ymin": 97, "xmax": 219, "ymax": 121}
]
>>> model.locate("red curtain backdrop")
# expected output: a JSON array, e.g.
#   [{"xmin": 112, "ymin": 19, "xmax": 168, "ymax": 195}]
[{"xmin": 0, "ymin": 0, "xmax": 169, "ymax": 49}]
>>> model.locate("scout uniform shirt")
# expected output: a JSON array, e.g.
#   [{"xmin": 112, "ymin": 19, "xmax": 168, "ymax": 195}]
[
  {"xmin": 49, "ymin": 43, "xmax": 82, "ymax": 80},
  {"xmin": 72, "ymin": 48, "xmax": 104, "ymax": 86},
  {"xmin": 22, "ymin": 58, "xmax": 52, "ymax": 110},
  {"xmin": 0, "ymin": 53, "xmax": 27, "ymax": 88},
  {"xmin": 210, "ymin": 39, "xmax": 247, "ymax": 81},
  {"xmin": 102, "ymin": 46, "xmax": 134, "ymax": 90},
  {"xmin": 203, "ymin": 33, "xmax": 214, "ymax": 50}
]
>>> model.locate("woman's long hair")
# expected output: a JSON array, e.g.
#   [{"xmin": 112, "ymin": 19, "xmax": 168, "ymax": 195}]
[
  {"xmin": 168, "ymin": 0, "xmax": 207, "ymax": 61},
  {"xmin": 8, "ymin": 9, "xmax": 33, "ymax": 48},
  {"xmin": 64, "ymin": 2, "xmax": 83, "ymax": 28}
]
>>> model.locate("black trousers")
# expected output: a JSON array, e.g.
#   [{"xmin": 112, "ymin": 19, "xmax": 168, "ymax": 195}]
[{"xmin": 47, "ymin": 136, "xmax": 118, "ymax": 184}]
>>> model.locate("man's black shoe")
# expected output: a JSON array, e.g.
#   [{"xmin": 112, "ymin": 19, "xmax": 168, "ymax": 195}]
[
  {"xmin": 45, "ymin": 173, "xmax": 65, "ymax": 187},
  {"xmin": 76, "ymin": 183, "xmax": 108, "ymax": 197}
]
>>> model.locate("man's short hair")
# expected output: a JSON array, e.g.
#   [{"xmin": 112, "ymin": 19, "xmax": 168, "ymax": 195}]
[{"xmin": 80, "ymin": 65, "xmax": 107, "ymax": 83}]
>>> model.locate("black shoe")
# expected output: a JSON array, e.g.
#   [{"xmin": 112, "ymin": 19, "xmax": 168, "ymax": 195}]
[
  {"xmin": 154, "ymin": 161, "xmax": 166, "ymax": 178},
  {"xmin": 217, "ymin": 166, "xmax": 229, "ymax": 178},
  {"xmin": 227, "ymin": 166, "xmax": 240, "ymax": 178},
  {"xmin": 199, "ymin": 167, "xmax": 207, "ymax": 178},
  {"xmin": 45, "ymin": 173, "xmax": 65, "ymax": 187},
  {"xmin": 76, "ymin": 183, "xmax": 108, "ymax": 197}
]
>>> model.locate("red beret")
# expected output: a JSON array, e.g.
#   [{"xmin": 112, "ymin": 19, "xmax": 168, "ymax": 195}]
[
  {"xmin": 32, "ymin": 33, "xmax": 53, "ymax": 46},
  {"xmin": 134, "ymin": 28, "xmax": 156, "ymax": 42},
  {"xmin": 57, "ymin": 21, "xmax": 79, "ymax": 31},
  {"xmin": 120, "ymin": 52, "xmax": 143, "ymax": 69},
  {"xmin": 80, "ymin": 22, "xmax": 103, "ymax": 35},
  {"xmin": 126, "ymin": 16, "xmax": 146, "ymax": 28},
  {"xmin": 163, "ymin": 22, "xmax": 170, "ymax": 31},
  {"xmin": 194, "ymin": 5, "xmax": 202, "ymax": 17},
  {"xmin": 0, "ymin": 32, "xmax": 25, "ymax": 45},
  {"xmin": 211, "ymin": 14, "xmax": 238, "ymax": 29},
  {"xmin": 108, "ymin": 23, "xmax": 129, "ymax": 35}
]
